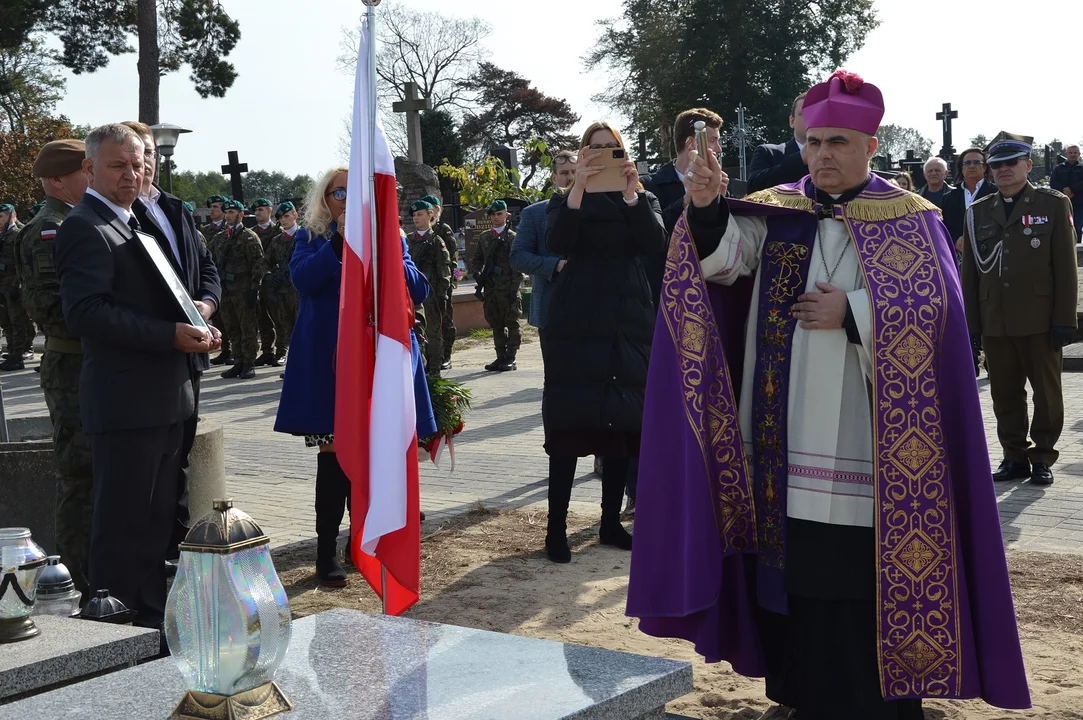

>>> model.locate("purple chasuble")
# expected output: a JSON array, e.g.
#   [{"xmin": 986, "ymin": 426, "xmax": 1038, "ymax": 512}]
[{"xmin": 627, "ymin": 175, "xmax": 1031, "ymax": 709}]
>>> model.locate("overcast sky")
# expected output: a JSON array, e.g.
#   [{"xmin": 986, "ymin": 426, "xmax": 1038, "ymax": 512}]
[{"xmin": 54, "ymin": 0, "xmax": 1079, "ymax": 180}]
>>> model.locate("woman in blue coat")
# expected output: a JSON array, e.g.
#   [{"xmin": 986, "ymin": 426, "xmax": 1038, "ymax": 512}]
[{"xmin": 274, "ymin": 167, "xmax": 433, "ymax": 586}]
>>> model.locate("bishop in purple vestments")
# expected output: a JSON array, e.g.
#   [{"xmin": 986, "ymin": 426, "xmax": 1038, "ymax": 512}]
[{"xmin": 627, "ymin": 71, "xmax": 1030, "ymax": 720}]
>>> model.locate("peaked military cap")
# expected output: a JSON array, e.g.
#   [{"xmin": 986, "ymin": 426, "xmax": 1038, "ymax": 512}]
[
  {"xmin": 251, "ymin": 197, "xmax": 273, "ymax": 209},
  {"xmin": 986, "ymin": 132, "xmax": 1033, "ymax": 163},
  {"xmin": 206, "ymin": 194, "xmax": 227, "ymax": 207},
  {"xmin": 32, "ymin": 139, "xmax": 85, "ymax": 178},
  {"xmin": 410, "ymin": 200, "xmax": 433, "ymax": 213},
  {"xmin": 487, "ymin": 199, "xmax": 508, "ymax": 214},
  {"xmin": 421, "ymin": 194, "xmax": 442, "ymax": 207}
]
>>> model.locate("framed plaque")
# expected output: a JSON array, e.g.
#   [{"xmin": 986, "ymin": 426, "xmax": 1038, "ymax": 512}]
[{"xmin": 134, "ymin": 230, "xmax": 210, "ymax": 333}]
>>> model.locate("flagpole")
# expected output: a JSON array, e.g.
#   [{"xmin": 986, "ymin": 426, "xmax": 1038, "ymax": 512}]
[{"xmin": 361, "ymin": 0, "xmax": 387, "ymax": 617}]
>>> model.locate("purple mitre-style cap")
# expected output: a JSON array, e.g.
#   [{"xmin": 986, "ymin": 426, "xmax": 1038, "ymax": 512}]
[{"xmin": 802, "ymin": 69, "xmax": 885, "ymax": 135}]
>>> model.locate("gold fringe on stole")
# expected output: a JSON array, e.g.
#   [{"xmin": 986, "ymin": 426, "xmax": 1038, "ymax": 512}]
[{"xmin": 742, "ymin": 184, "xmax": 941, "ymax": 221}]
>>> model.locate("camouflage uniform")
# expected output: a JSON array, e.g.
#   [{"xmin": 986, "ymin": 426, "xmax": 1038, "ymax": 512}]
[
  {"xmin": 434, "ymin": 221, "xmax": 459, "ymax": 363},
  {"xmin": 407, "ymin": 228, "xmax": 452, "ymax": 372},
  {"xmin": 263, "ymin": 227, "xmax": 300, "ymax": 358},
  {"xmin": 470, "ymin": 225, "xmax": 523, "ymax": 363},
  {"xmin": 217, "ymin": 223, "xmax": 266, "ymax": 368},
  {"xmin": 0, "ymin": 219, "xmax": 35, "ymax": 358},
  {"xmin": 13, "ymin": 197, "xmax": 93, "ymax": 598},
  {"xmin": 254, "ymin": 222, "xmax": 280, "ymax": 360},
  {"xmin": 202, "ymin": 219, "xmax": 230, "ymax": 360}
]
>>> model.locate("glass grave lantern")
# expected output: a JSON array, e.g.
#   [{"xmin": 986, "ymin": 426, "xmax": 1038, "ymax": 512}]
[
  {"xmin": 165, "ymin": 499, "xmax": 292, "ymax": 720},
  {"xmin": 33, "ymin": 555, "xmax": 82, "ymax": 617},
  {"xmin": 0, "ymin": 528, "xmax": 48, "ymax": 642}
]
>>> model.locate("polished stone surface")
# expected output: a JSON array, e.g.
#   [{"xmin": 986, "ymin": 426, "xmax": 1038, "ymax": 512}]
[
  {"xmin": 0, "ymin": 608, "xmax": 692, "ymax": 719},
  {"xmin": 0, "ymin": 615, "xmax": 160, "ymax": 701}
]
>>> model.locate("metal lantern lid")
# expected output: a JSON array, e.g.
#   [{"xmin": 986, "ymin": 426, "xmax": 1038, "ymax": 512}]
[
  {"xmin": 36, "ymin": 556, "xmax": 74, "ymax": 598},
  {"xmin": 179, "ymin": 499, "xmax": 270, "ymax": 554},
  {"xmin": 82, "ymin": 589, "xmax": 136, "ymax": 623}
]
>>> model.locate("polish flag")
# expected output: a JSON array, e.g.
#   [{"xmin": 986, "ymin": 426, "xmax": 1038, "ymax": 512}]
[{"xmin": 335, "ymin": 15, "xmax": 420, "ymax": 616}]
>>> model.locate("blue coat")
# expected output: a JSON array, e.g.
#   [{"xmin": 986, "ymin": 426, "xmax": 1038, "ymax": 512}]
[
  {"xmin": 509, "ymin": 199, "xmax": 561, "ymax": 328},
  {"xmin": 275, "ymin": 228, "xmax": 437, "ymax": 439}
]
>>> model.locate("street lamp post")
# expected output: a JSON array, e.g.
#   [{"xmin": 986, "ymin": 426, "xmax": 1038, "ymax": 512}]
[{"xmin": 149, "ymin": 123, "xmax": 191, "ymax": 194}]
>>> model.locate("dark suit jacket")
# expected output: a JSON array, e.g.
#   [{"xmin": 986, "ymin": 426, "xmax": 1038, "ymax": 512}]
[
  {"xmin": 747, "ymin": 138, "xmax": 808, "ymax": 194},
  {"xmin": 133, "ymin": 188, "xmax": 221, "ymax": 375},
  {"xmin": 55, "ymin": 192, "xmax": 195, "ymax": 434},
  {"xmin": 942, "ymin": 180, "xmax": 997, "ymax": 243},
  {"xmin": 641, "ymin": 161, "xmax": 687, "ymax": 305}
]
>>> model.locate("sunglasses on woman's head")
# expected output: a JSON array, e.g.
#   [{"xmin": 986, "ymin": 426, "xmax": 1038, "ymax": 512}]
[
  {"xmin": 988, "ymin": 158, "xmax": 1021, "ymax": 170},
  {"xmin": 325, "ymin": 188, "xmax": 347, "ymax": 201}
]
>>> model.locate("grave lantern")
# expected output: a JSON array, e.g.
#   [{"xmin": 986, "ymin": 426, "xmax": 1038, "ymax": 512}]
[
  {"xmin": 164, "ymin": 499, "xmax": 292, "ymax": 720},
  {"xmin": 0, "ymin": 527, "xmax": 48, "ymax": 643}
]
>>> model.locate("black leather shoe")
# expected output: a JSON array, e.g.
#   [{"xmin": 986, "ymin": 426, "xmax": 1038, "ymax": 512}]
[
  {"xmin": 238, "ymin": 365, "xmax": 256, "ymax": 379},
  {"xmin": 1030, "ymin": 462, "xmax": 1054, "ymax": 486},
  {"xmin": 496, "ymin": 358, "xmax": 517, "ymax": 371},
  {"xmin": 484, "ymin": 358, "xmax": 502, "ymax": 372},
  {"xmin": 220, "ymin": 364, "xmax": 242, "ymax": 379},
  {"xmin": 209, "ymin": 352, "xmax": 231, "ymax": 366},
  {"xmin": 993, "ymin": 459, "xmax": 1031, "ymax": 482}
]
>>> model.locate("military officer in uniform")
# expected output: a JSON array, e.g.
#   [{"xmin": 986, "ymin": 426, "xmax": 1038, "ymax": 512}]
[
  {"xmin": 250, "ymin": 198, "xmax": 280, "ymax": 367},
  {"xmin": 13, "ymin": 140, "xmax": 93, "ymax": 598},
  {"xmin": 470, "ymin": 200, "xmax": 522, "ymax": 371},
  {"xmin": 264, "ymin": 201, "xmax": 301, "ymax": 363},
  {"xmin": 217, "ymin": 200, "xmax": 266, "ymax": 379},
  {"xmin": 407, "ymin": 199, "xmax": 452, "ymax": 373},
  {"xmin": 0, "ymin": 203, "xmax": 36, "ymax": 370},
  {"xmin": 422, "ymin": 194, "xmax": 459, "ymax": 370},
  {"xmin": 962, "ymin": 132, "xmax": 1079, "ymax": 486},
  {"xmin": 203, "ymin": 195, "xmax": 232, "ymax": 365}
]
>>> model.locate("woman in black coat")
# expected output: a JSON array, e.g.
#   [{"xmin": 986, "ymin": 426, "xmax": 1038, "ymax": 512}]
[{"xmin": 541, "ymin": 121, "xmax": 667, "ymax": 563}]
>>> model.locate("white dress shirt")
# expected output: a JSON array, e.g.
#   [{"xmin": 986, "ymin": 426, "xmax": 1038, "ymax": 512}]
[
  {"xmin": 963, "ymin": 179, "xmax": 985, "ymax": 209},
  {"xmin": 139, "ymin": 186, "xmax": 182, "ymax": 265},
  {"xmin": 86, "ymin": 188, "xmax": 132, "ymax": 225}
]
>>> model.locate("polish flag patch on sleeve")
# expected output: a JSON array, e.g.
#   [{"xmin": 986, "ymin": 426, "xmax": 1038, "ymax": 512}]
[{"xmin": 40, "ymin": 229, "xmax": 57, "ymax": 239}]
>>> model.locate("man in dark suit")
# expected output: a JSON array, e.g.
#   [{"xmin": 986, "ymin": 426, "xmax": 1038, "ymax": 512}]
[
  {"xmin": 54, "ymin": 123, "xmax": 221, "ymax": 629},
  {"xmin": 943, "ymin": 147, "xmax": 997, "ymax": 251},
  {"xmin": 642, "ymin": 107, "xmax": 723, "ymax": 305},
  {"xmin": 123, "ymin": 121, "xmax": 222, "ymax": 569},
  {"xmin": 746, "ymin": 92, "xmax": 809, "ymax": 194}
]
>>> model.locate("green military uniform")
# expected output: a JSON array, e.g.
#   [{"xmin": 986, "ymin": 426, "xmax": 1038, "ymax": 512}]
[
  {"xmin": 252, "ymin": 202, "xmax": 280, "ymax": 364},
  {"xmin": 961, "ymin": 133, "xmax": 1078, "ymax": 486},
  {"xmin": 202, "ymin": 195, "xmax": 231, "ymax": 364},
  {"xmin": 407, "ymin": 201, "xmax": 452, "ymax": 373},
  {"xmin": 13, "ymin": 138, "xmax": 93, "ymax": 599},
  {"xmin": 470, "ymin": 201, "xmax": 522, "ymax": 370},
  {"xmin": 263, "ymin": 202, "xmax": 301, "ymax": 361},
  {"xmin": 422, "ymin": 195, "xmax": 460, "ymax": 367},
  {"xmin": 0, "ymin": 210, "xmax": 36, "ymax": 366},
  {"xmin": 216, "ymin": 202, "xmax": 267, "ymax": 376}
]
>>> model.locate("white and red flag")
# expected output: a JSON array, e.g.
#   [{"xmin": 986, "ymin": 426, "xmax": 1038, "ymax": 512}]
[{"xmin": 335, "ymin": 15, "xmax": 420, "ymax": 616}]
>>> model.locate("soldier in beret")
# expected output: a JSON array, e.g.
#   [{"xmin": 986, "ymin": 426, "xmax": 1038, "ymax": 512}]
[
  {"xmin": 422, "ymin": 194, "xmax": 459, "ymax": 370},
  {"xmin": 407, "ymin": 199, "xmax": 452, "ymax": 374},
  {"xmin": 962, "ymin": 132, "xmax": 1079, "ymax": 486},
  {"xmin": 201, "ymin": 194, "xmax": 228, "ymax": 238},
  {"xmin": 13, "ymin": 138, "xmax": 93, "ymax": 597},
  {"xmin": 204, "ymin": 194, "xmax": 232, "ymax": 366},
  {"xmin": 250, "ymin": 197, "xmax": 281, "ymax": 366},
  {"xmin": 263, "ymin": 201, "xmax": 301, "ymax": 365},
  {"xmin": 0, "ymin": 202, "xmax": 35, "ymax": 371},
  {"xmin": 470, "ymin": 199, "xmax": 523, "ymax": 371},
  {"xmin": 217, "ymin": 199, "xmax": 266, "ymax": 379}
]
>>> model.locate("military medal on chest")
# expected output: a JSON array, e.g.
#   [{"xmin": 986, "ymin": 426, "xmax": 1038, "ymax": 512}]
[{"xmin": 1021, "ymin": 215, "xmax": 1048, "ymax": 248}]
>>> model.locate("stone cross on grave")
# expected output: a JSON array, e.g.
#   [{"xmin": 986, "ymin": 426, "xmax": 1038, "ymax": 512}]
[
  {"xmin": 935, "ymin": 102, "xmax": 958, "ymax": 161},
  {"xmin": 393, "ymin": 82, "xmax": 432, "ymax": 164},
  {"xmin": 900, "ymin": 149, "xmax": 925, "ymax": 179},
  {"xmin": 220, "ymin": 151, "xmax": 248, "ymax": 202}
]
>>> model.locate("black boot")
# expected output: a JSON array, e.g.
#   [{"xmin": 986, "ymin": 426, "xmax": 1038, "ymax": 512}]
[
  {"xmin": 315, "ymin": 452, "xmax": 350, "ymax": 587},
  {"xmin": 497, "ymin": 353, "xmax": 517, "ymax": 371},
  {"xmin": 599, "ymin": 457, "xmax": 633, "ymax": 550},
  {"xmin": 545, "ymin": 456, "xmax": 576, "ymax": 563},
  {"xmin": 209, "ymin": 350, "xmax": 231, "ymax": 366},
  {"xmin": 238, "ymin": 364, "xmax": 256, "ymax": 379},
  {"xmin": 220, "ymin": 363, "xmax": 242, "ymax": 379},
  {"xmin": 484, "ymin": 354, "xmax": 504, "ymax": 372},
  {"xmin": 0, "ymin": 355, "xmax": 24, "ymax": 371}
]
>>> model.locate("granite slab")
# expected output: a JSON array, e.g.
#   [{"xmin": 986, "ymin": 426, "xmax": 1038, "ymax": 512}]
[
  {"xmin": 0, "ymin": 615, "xmax": 160, "ymax": 701},
  {"xmin": 0, "ymin": 608, "xmax": 693, "ymax": 719}
]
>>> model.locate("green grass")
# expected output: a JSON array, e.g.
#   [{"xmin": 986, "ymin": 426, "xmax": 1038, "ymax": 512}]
[{"xmin": 467, "ymin": 328, "xmax": 494, "ymax": 339}]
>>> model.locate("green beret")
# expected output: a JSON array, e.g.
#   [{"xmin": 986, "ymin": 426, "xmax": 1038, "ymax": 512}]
[
  {"xmin": 0, "ymin": 203, "xmax": 14, "ymax": 213},
  {"xmin": 410, "ymin": 200, "xmax": 433, "ymax": 213},
  {"xmin": 252, "ymin": 198, "xmax": 273, "ymax": 209},
  {"xmin": 487, "ymin": 199, "xmax": 507, "ymax": 214},
  {"xmin": 28, "ymin": 201, "xmax": 45, "ymax": 218},
  {"xmin": 223, "ymin": 200, "xmax": 244, "ymax": 212},
  {"xmin": 32, "ymin": 139, "xmax": 85, "ymax": 178},
  {"xmin": 182, "ymin": 201, "xmax": 195, "ymax": 213},
  {"xmin": 276, "ymin": 201, "xmax": 295, "ymax": 218},
  {"xmin": 421, "ymin": 194, "xmax": 441, "ymax": 207},
  {"xmin": 206, "ymin": 195, "xmax": 227, "ymax": 207}
]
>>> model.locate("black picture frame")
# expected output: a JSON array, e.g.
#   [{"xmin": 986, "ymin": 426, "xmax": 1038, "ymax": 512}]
[{"xmin": 134, "ymin": 230, "xmax": 210, "ymax": 333}]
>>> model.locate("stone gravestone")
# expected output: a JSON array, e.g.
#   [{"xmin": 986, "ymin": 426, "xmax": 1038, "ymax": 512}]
[
  {"xmin": 392, "ymin": 82, "xmax": 432, "ymax": 165},
  {"xmin": 395, "ymin": 158, "xmax": 441, "ymax": 235},
  {"xmin": 220, "ymin": 151, "xmax": 248, "ymax": 202},
  {"xmin": 462, "ymin": 207, "xmax": 493, "ymax": 272},
  {"xmin": 936, "ymin": 102, "xmax": 958, "ymax": 163},
  {"xmin": 0, "ymin": 416, "xmax": 56, "ymax": 553}
]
